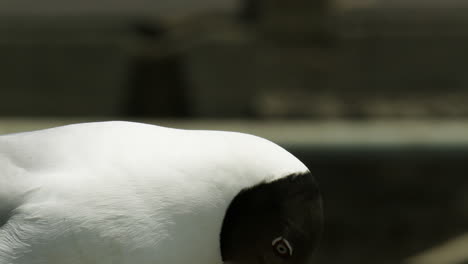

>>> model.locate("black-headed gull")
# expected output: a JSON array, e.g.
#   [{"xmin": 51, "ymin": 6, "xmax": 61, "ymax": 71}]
[{"xmin": 0, "ymin": 121, "xmax": 323, "ymax": 264}]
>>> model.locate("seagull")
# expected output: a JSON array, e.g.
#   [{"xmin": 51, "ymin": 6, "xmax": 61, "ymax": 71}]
[{"xmin": 0, "ymin": 121, "xmax": 323, "ymax": 264}]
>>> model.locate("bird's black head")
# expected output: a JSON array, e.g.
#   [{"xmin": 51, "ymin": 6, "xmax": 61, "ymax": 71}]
[{"xmin": 220, "ymin": 171, "xmax": 323, "ymax": 264}]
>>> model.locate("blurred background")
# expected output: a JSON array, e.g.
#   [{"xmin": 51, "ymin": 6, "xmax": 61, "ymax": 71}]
[{"xmin": 1, "ymin": 0, "xmax": 468, "ymax": 263}]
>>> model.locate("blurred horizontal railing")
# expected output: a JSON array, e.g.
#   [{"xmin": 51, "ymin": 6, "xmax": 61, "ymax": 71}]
[{"xmin": 1, "ymin": 119, "xmax": 468, "ymax": 150}]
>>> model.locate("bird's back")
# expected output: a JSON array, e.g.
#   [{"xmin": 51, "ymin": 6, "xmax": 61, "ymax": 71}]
[{"xmin": 0, "ymin": 121, "xmax": 308, "ymax": 264}]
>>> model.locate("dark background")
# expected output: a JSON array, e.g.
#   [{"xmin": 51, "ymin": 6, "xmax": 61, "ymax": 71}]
[{"xmin": 1, "ymin": 0, "xmax": 468, "ymax": 263}]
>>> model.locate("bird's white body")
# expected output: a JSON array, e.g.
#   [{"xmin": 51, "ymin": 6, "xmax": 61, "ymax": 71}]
[{"xmin": 0, "ymin": 121, "xmax": 308, "ymax": 264}]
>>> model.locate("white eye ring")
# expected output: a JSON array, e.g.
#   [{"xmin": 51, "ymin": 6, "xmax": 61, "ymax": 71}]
[{"xmin": 272, "ymin": 236, "xmax": 293, "ymax": 256}]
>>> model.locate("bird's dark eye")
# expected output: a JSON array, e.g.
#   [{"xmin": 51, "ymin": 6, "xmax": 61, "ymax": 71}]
[{"xmin": 272, "ymin": 237, "xmax": 293, "ymax": 257}]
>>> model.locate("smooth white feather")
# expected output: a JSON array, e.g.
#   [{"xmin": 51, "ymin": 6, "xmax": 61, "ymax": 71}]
[{"xmin": 0, "ymin": 121, "xmax": 308, "ymax": 264}]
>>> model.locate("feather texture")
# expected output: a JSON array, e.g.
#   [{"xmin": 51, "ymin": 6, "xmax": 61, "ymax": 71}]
[{"xmin": 0, "ymin": 121, "xmax": 308, "ymax": 264}]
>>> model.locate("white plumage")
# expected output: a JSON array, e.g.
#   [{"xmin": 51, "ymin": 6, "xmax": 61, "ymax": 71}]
[{"xmin": 0, "ymin": 121, "xmax": 308, "ymax": 264}]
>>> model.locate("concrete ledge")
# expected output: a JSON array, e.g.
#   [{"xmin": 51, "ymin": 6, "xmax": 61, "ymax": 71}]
[
  {"xmin": 1, "ymin": 119, "xmax": 468, "ymax": 148},
  {"xmin": 406, "ymin": 234, "xmax": 468, "ymax": 264}
]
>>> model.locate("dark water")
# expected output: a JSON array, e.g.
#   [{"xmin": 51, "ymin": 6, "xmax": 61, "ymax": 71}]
[{"xmin": 288, "ymin": 145, "xmax": 468, "ymax": 264}]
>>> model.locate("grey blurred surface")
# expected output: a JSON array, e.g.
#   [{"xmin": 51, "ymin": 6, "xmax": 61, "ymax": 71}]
[
  {"xmin": 2, "ymin": 2, "xmax": 468, "ymax": 118},
  {"xmin": 406, "ymin": 233, "xmax": 468, "ymax": 264},
  {"xmin": 0, "ymin": 0, "xmax": 238, "ymax": 19},
  {"xmin": 1, "ymin": 119, "xmax": 468, "ymax": 148},
  {"xmin": 0, "ymin": 18, "xmax": 134, "ymax": 116}
]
